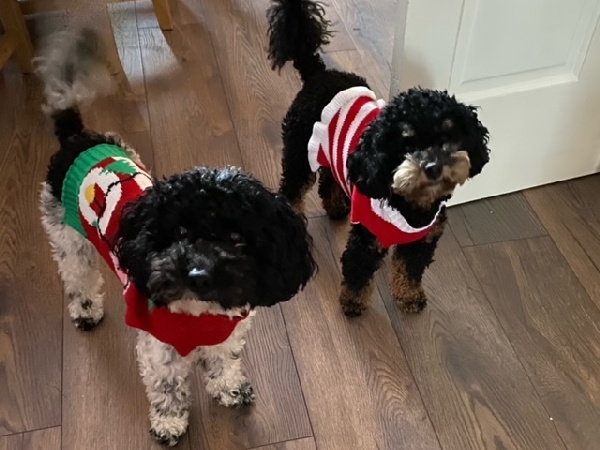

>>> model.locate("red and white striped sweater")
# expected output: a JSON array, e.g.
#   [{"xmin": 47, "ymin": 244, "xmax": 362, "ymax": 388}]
[{"xmin": 307, "ymin": 87, "xmax": 443, "ymax": 248}]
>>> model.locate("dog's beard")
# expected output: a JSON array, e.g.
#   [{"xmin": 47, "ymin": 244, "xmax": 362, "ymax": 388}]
[
  {"xmin": 391, "ymin": 150, "xmax": 471, "ymax": 208},
  {"xmin": 145, "ymin": 241, "xmax": 257, "ymax": 309},
  {"xmin": 391, "ymin": 154, "xmax": 422, "ymax": 194}
]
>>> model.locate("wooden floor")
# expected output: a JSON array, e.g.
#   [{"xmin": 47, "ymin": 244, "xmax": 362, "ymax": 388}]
[{"xmin": 2, "ymin": 0, "xmax": 600, "ymax": 448}]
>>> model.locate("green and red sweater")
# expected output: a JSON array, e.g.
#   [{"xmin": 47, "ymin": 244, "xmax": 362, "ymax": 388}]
[{"xmin": 62, "ymin": 144, "xmax": 249, "ymax": 356}]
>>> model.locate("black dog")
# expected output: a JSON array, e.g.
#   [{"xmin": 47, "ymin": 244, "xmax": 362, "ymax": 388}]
[
  {"xmin": 267, "ymin": 0, "xmax": 490, "ymax": 316},
  {"xmin": 37, "ymin": 28, "xmax": 316, "ymax": 446}
]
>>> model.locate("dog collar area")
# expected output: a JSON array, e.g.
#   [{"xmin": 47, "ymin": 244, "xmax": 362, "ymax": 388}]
[{"xmin": 125, "ymin": 283, "xmax": 251, "ymax": 356}]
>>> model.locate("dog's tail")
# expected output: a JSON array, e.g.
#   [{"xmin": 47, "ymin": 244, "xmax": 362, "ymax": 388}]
[
  {"xmin": 267, "ymin": 0, "xmax": 331, "ymax": 82},
  {"xmin": 34, "ymin": 28, "xmax": 112, "ymax": 144}
]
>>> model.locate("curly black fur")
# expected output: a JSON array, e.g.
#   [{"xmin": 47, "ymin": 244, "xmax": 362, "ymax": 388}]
[
  {"xmin": 401, "ymin": 208, "xmax": 446, "ymax": 281},
  {"xmin": 40, "ymin": 26, "xmax": 317, "ymax": 448},
  {"xmin": 46, "ymin": 109, "xmax": 112, "ymax": 199},
  {"xmin": 46, "ymin": 116, "xmax": 316, "ymax": 310},
  {"xmin": 267, "ymin": 0, "xmax": 332, "ymax": 81},
  {"xmin": 349, "ymin": 89, "xmax": 490, "ymax": 200},
  {"xmin": 116, "ymin": 167, "xmax": 316, "ymax": 309},
  {"xmin": 44, "ymin": 85, "xmax": 315, "ymax": 312},
  {"xmin": 341, "ymin": 224, "xmax": 387, "ymax": 293},
  {"xmin": 279, "ymin": 70, "xmax": 369, "ymax": 207},
  {"xmin": 267, "ymin": 0, "xmax": 490, "ymax": 316},
  {"xmin": 41, "ymin": 24, "xmax": 316, "ymax": 312}
]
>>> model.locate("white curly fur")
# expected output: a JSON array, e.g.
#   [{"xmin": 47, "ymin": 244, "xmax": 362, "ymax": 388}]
[
  {"xmin": 34, "ymin": 28, "xmax": 113, "ymax": 114},
  {"xmin": 37, "ymin": 28, "xmax": 261, "ymax": 446},
  {"xmin": 40, "ymin": 135, "xmax": 256, "ymax": 448},
  {"xmin": 136, "ymin": 316, "xmax": 254, "ymax": 446}
]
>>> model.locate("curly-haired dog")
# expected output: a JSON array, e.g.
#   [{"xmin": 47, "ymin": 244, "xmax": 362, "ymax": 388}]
[
  {"xmin": 36, "ymin": 28, "xmax": 316, "ymax": 446},
  {"xmin": 267, "ymin": 0, "xmax": 490, "ymax": 317}
]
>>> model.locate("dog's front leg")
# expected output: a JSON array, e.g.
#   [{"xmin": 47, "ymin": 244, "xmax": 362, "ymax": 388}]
[
  {"xmin": 136, "ymin": 331, "xmax": 192, "ymax": 447},
  {"xmin": 340, "ymin": 224, "xmax": 388, "ymax": 317},
  {"xmin": 198, "ymin": 317, "xmax": 255, "ymax": 408},
  {"xmin": 390, "ymin": 212, "xmax": 446, "ymax": 313}
]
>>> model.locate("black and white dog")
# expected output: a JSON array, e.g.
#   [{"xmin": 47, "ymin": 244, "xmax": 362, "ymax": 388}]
[{"xmin": 36, "ymin": 28, "xmax": 316, "ymax": 446}]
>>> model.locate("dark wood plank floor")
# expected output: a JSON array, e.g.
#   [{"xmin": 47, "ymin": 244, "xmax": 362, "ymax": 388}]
[
  {"xmin": 0, "ymin": 427, "xmax": 61, "ymax": 450},
  {"xmin": 1, "ymin": 0, "xmax": 599, "ymax": 448}
]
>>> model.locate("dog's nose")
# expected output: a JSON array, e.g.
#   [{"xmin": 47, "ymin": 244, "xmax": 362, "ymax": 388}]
[
  {"xmin": 188, "ymin": 268, "xmax": 212, "ymax": 291},
  {"xmin": 423, "ymin": 162, "xmax": 442, "ymax": 180}
]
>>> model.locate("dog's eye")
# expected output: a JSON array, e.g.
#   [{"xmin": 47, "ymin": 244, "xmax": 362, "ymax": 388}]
[
  {"xmin": 230, "ymin": 232, "xmax": 246, "ymax": 249},
  {"xmin": 400, "ymin": 123, "xmax": 415, "ymax": 138},
  {"xmin": 174, "ymin": 226, "xmax": 187, "ymax": 239}
]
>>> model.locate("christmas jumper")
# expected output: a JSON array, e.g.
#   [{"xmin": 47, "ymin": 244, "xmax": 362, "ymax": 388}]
[
  {"xmin": 307, "ymin": 87, "xmax": 444, "ymax": 248},
  {"xmin": 61, "ymin": 144, "xmax": 249, "ymax": 356}
]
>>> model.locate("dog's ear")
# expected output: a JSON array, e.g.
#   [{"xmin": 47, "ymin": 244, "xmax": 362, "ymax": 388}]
[
  {"xmin": 249, "ymin": 193, "xmax": 317, "ymax": 308},
  {"xmin": 347, "ymin": 115, "xmax": 416, "ymax": 199},
  {"xmin": 462, "ymin": 106, "xmax": 490, "ymax": 177},
  {"xmin": 114, "ymin": 189, "xmax": 160, "ymax": 296},
  {"xmin": 346, "ymin": 140, "xmax": 391, "ymax": 200}
]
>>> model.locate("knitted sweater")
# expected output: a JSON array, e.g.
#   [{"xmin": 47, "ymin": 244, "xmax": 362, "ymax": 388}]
[
  {"xmin": 62, "ymin": 144, "xmax": 249, "ymax": 356},
  {"xmin": 307, "ymin": 87, "xmax": 443, "ymax": 248}
]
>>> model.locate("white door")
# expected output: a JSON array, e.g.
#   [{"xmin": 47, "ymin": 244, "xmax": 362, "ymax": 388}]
[{"xmin": 390, "ymin": 0, "xmax": 600, "ymax": 205}]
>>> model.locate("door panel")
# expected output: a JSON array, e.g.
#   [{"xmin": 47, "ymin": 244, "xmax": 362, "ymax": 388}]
[{"xmin": 391, "ymin": 0, "xmax": 600, "ymax": 205}]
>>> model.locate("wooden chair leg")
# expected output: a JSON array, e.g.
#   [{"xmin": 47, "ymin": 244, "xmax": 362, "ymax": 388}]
[
  {"xmin": 0, "ymin": 0, "xmax": 34, "ymax": 72},
  {"xmin": 151, "ymin": 0, "xmax": 173, "ymax": 31},
  {"xmin": 0, "ymin": 32, "xmax": 17, "ymax": 68}
]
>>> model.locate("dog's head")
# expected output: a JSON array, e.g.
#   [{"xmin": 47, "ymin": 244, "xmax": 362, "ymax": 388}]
[
  {"xmin": 347, "ymin": 88, "xmax": 490, "ymax": 209},
  {"xmin": 116, "ymin": 167, "xmax": 316, "ymax": 310}
]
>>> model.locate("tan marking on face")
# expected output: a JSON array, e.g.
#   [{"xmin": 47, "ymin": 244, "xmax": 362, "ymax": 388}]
[
  {"xmin": 391, "ymin": 150, "xmax": 471, "ymax": 208},
  {"xmin": 449, "ymin": 150, "xmax": 470, "ymax": 185},
  {"xmin": 391, "ymin": 155, "xmax": 421, "ymax": 194}
]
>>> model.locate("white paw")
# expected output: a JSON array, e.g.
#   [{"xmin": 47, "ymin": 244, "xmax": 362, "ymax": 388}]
[
  {"xmin": 68, "ymin": 295, "xmax": 104, "ymax": 331},
  {"xmin": 214, "ymin": 381, "xmax": 255, "ymax": 407},
  {"xmin": 150, "ymin": 412, "xmax": 189, "ymax": 447}
]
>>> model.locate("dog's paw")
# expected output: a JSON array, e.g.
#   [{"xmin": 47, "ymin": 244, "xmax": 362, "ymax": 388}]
[
  {"xmin": 396, "ymin": 297, "xmax": 427, "ymax": 314},
  {"xmin": 150, "ymin": 429, "xmax": 181, "ymax": 447},
  {"xmin": 340, "ymin": 293, "xmax": 367, "ymax": 317},
  {"xmin": 150, "ymin": 414, "xmax": 188, "ymax": 447},
  {"xmin": 342, "ymin": 300, "xmax": 366, "ymax": 317},
  {"xmin": 69, "ymin": 296, "xmax": 104, "ymax": 331},
  {"xmin": 216, "ymin": 381, "xmax": 255, "ymax": 408},
  {"xmin": 73, "ymin": 315, "xmax": 103, "ymax": 331},
  {"xmin": 339, "ymin": 284, "xmax": 371, "ymax": 317}
]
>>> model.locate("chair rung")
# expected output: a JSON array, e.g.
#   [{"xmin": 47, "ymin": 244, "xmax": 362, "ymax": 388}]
[
  {"xmin": 0, "ymin": 32, "xmax": 18, "ymax": 68},
  {"xmin": 19, "ymin": 0, "xmax": 62, "ymax": 16}
]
